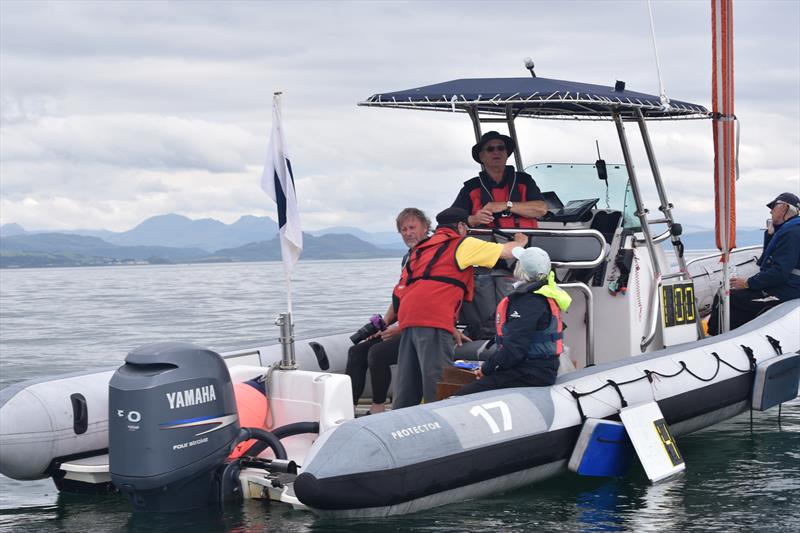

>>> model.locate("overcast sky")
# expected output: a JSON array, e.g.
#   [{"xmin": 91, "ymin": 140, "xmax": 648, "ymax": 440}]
[{"xmin": 1, "ymin": 0, "xmax": 798, "ymax": 234}]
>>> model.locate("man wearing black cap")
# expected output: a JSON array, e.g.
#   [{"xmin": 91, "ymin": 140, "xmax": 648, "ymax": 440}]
[
  {"xmin": 391, "ymin": 207, "xmax": 528, "ymax": 409},
  {"xmin": 451, "ymin": 131, "xmax": 548, "ymax": 229},
  {"xmin": 709, "ymin": 191, "xmax": 800, "ymax": 334}
]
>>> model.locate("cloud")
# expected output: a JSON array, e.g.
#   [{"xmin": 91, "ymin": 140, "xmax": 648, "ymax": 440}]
[
  {"xmin": 1, "ymin": 0, "xmax": 798, "ymax": 233},
  {"xmin": 2, "ymin": 113, "xmax": 259, "ymax": 172}
]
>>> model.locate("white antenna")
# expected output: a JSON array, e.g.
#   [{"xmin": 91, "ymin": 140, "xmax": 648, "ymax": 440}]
[{"xmin": 647, "ymin": 0, "xmax": 670, "ymax": 107}]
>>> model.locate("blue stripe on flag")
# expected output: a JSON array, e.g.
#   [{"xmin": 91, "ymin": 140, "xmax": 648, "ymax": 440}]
[{"xmin": 274, "ymin": 158, "xmax": 295, "ymax": 229}]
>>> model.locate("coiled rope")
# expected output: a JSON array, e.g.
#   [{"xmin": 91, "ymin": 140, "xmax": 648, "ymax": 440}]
[{"xmin": 567, "ymin": 339, "xmax": 762, "ymax": 423}]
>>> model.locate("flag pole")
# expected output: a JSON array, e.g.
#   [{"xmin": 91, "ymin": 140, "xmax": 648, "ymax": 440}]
[
  {"xmin": 274, "ymin": 92, "xmax": 295, "ymax": 321},
  {"xmin": 286, "ymin": 275, "xmax": 293, "ymax": 317},
  {"xmin": 281, "ymin": 272, "xmax": 295, "ymax": 370},
  {"xmin": 261, "ymin": 91, "xmax": 303, "ymax": 370}
]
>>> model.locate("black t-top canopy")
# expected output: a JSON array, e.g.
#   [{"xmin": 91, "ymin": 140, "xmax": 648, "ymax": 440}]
[{"xmin": 360, "ymin": 77, "xmax": 708, "ymax": 120}]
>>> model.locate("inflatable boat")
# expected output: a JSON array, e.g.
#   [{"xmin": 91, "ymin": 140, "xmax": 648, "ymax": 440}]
[
  {"xmin": 293, "ymin": 301, "xmax": 799, "ymax": 517},
  {"xmin": 2, "ymin": 72, "xmax": 798, "ymax": 516}
]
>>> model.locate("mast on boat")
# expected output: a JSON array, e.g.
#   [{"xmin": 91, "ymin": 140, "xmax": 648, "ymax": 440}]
[{"xmin": 711, "ymin": 0, "xmax": 737, "ymax": 333}]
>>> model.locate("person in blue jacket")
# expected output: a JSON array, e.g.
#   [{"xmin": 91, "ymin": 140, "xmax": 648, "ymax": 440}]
[
  {"xmin": 454, "ymin": 246, "xmax": 571, "ymax": 395},
  {"xmin": 709, "ymin": 191, "xmax": 800, "ymax": 334}
]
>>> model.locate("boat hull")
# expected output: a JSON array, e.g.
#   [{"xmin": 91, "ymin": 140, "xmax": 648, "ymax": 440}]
[{"xmin": 293, "ymin": 301, "xmax": 799, "ymax": 516}]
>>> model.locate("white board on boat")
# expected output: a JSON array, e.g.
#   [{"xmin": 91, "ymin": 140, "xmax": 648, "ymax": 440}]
[{"xmin": 619, "ymin": 401, "xmax": 685, "ymax": 482}]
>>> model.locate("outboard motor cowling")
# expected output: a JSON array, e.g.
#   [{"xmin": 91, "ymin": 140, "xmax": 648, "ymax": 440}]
[{"xmin": 109, "ymin": 342, "xmax": 240, "ymax": 512}]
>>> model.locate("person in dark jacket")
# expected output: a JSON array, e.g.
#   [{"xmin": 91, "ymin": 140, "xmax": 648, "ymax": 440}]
[
  {"xmin": 709, "ymin": 191, "xmax": 800, "ymax": 334},
  {"xmin": 455, "ymin": 247, "xmax": 572, "ymax": 395}
]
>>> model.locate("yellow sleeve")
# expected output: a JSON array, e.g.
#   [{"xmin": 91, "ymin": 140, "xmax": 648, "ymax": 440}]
[{"xmin": 455, "ymin": 237, "xmax": 503, "ymax": 270}]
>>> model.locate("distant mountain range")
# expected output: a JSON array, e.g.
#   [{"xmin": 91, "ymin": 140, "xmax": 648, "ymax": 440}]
[
  {"xmin": 1, "ymin": 214, "xmax": 408, "ymax": 252},
  {"xmin": 0, "ymin": 232, "xmax": 404, "ymax": 268},
  {"xmin": 0, "ymin": 213, "xmax": 767, "ymax": 269},
  {"xmin": 0, "ymin": 214, "xmax": 406, "ymax": 268},
  {"xmin": 307, "ymin": 226, "xmax": 405, "ymax": 249},
  {"xmin": 678, "ymin": 227, "xmax": 764, "ymax": 250},
  {"xmin": 213, "ymin": 233, "xmax": 400, "ymax": 262}
]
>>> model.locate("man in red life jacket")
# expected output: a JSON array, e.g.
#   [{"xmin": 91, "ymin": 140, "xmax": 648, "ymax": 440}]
[
  {"xmin": 451, "ymin": 131, "xmax": 548, "ymax": 229},
  {"xmin": 392, "ymin": 207, "xmax": 528, "ymax": 409},
  {"xmin": 345, "ymin": 207, "xmax": 431, "ymax": 415},
  {"xmin": 454, "ymin": 246, "xmax": 572, "ymax": 396}
]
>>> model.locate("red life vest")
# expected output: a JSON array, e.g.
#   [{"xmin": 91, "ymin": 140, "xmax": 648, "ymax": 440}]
[
  {"xmin": 394, "ymin": 228, "xmax": 475, "ymax": 334},
  {"xmin": 495, "ymin": 295, "xmax": 563, "ymax": 358},
  {"xmin": 467, "ymin": 171, "xmax": 539, "ymax": 229}
]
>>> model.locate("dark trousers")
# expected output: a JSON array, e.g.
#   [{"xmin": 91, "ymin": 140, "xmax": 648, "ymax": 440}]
[
  {"xmin": 453, "ymin": 361, "xmax": 557, "ymax": 396},
  {"xmin": 345, "ymin": 335, "xmax": 400, "ymax": 404},
  {"xmin": 707, "ymin": 289, "xmax": 780, "ymax": 335},
  {"xmin": 394, "ymin": 327, "xmax": 454, "ymax": 409}
]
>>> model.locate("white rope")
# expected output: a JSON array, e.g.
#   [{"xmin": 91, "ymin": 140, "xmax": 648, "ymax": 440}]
[{"xmin": 647, "ymin": 0, "xmax": 670, "ymax": 107}]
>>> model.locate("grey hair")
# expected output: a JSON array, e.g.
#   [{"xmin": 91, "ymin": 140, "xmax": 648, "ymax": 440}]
[
  {"xmin": 786, "ymin": 204, "xmax": 800, "ymax": 218},
  {"xmin": 513, "ymin": 260, "xmax": 546, "ymax": 283},
  {"xmin": 395, "ymin": 207, "xmax": 432, "ymax": 232}
]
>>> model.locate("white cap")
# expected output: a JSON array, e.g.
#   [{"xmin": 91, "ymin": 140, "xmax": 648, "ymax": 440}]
[{"xmin": 512, "ymin": 246, "xmax": 551, "ymax": 280}]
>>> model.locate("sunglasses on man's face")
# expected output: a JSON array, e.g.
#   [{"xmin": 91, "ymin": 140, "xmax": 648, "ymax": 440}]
[{"xmin": 483, "ymin": 144, "xmax": 507, "ymax": 153}]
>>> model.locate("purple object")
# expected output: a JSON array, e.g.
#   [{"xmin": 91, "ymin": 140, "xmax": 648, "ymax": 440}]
[
  {"xmin": 349, "ymin": 314, "xmax": 387, "ymax": 345},
  {"xmin": 369, "ymin": 314, "xmax": 387, "ymax": 331}
]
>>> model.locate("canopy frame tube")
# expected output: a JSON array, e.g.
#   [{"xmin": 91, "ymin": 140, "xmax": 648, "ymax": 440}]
[
  {"xmin": 506, "ymin": 104, "xmax": 524, "ymax": 171},
  {"xmin": 467, "ymin": 106, "xmax": 526, "ymax": 172},
  {"xmin": 634, "ymin": 109, "xmax": 706, "ymax": 340},
  {"xmin": 635, "ymin": 109, "xmax": 685, "ymax": 270},
  {"xmin": 613, "ymin": 112, "xmax": 662, "ymax": 351},
  {"xmin": 468, "ymin": 106, "xmax": 482, "ymax": 143}
]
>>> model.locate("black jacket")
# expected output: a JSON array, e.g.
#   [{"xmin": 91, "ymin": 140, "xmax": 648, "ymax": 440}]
[
  {"xmin": 749, "ymin": 216, "xmax": 800, "ymax": 301},
  {"xmin": 482, "ymin": 280, "xmax": 559, "ymax": 385}
]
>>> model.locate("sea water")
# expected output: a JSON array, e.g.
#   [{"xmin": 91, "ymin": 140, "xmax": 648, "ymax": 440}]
[{"xmin": 0, "ymin": 259, "xmax": 798, "ymax": 532}]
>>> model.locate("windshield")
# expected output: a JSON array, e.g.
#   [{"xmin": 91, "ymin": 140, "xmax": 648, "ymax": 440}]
[{"xmin": 525, "ymin": 162, "xmax": 641, "ymax": 230}]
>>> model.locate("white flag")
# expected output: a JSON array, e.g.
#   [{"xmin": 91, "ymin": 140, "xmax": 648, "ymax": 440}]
[{"xmin": 260, "ymin": 94, "xmax": 302, "ymax": 276}]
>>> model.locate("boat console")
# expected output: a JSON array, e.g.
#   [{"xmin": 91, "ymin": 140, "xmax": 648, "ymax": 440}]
[{"xmin": 543, "ymin": 197, "xmax": 600, "ymax": 223}]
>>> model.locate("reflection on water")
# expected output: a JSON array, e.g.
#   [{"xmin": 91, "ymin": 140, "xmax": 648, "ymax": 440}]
[{"xmin": 1, "ymin": 260, "xmax": 798, "ymax": 532}]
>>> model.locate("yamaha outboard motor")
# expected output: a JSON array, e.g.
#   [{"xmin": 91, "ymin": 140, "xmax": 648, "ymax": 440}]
[{"xmin": 109, "ymin": 342, "xmax": 240, "ymax": 512}]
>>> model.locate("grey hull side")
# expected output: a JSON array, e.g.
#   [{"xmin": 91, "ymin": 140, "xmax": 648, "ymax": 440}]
[
  {"xmin": 294, "ymin": 301, "xmax": 799, "ymax": 516},
  {"xmin": 313, "ymin": 460, "xmax": 568, "ymax": 519},
  {"xmin": 306, "ymin": 400, "xmax": 750, "ymax": 518}
]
